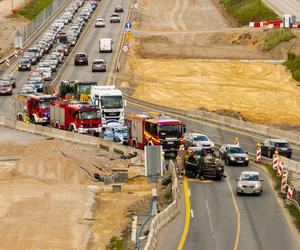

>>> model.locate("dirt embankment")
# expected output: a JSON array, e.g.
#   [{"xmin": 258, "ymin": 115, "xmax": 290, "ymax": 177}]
[
  {"xmin": 120, "ymin": 0, "xmax": 300, "ymax": 127},
  {"xmin": 0, "ymin": 138, "xmax": 148, "ymax": 249}
]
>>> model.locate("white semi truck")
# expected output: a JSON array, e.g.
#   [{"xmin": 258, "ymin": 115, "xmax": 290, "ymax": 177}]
[{"xmin": 90, "ymin": 85, "xmax": 126, "ymax": 128}]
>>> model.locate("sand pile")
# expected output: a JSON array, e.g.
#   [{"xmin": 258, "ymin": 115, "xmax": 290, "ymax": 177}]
[{"xmin": 15, "ymin": 140, "xmax": 92, "ymax": 184}]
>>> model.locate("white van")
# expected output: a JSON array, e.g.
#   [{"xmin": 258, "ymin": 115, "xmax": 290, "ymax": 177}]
[{"xmin": 99, "ymin": 38, "xmax": 113, "ymax": 53}]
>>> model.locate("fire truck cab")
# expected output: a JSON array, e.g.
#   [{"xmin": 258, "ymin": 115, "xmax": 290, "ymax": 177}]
[
  {"xmin": 50, "ymin": 100, "xmax": 101, "ymax": 134},
  {"xmin": 127, "ymin": 113, "xmax": 185, "ymax": 157},
  {"xmin": 15, "ymin": 93, "xmax": 57, "ymax": 124}
]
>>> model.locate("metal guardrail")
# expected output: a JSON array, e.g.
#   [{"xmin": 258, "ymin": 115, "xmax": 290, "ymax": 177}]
[{"xmin": 286, "ymin": 198, "xmax": 300, "ymax": 212}]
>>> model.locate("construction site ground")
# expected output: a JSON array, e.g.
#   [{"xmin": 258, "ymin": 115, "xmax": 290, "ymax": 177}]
[
  {"xmin": 120, "ymin": 0, "xmax": 300, "ymax": 128},
  {"xmin": 0, "ymin": 126, "xmax": 151, "ymax": 249}
]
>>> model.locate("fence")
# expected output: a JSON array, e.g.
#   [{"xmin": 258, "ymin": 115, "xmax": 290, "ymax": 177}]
[
  {"xmin": 18, "ymin": 0, "xmax": 66, "ymax": 44},
  {"xmin": 144, "ymin": 161, "xmax": 180, "ymax": 250}
]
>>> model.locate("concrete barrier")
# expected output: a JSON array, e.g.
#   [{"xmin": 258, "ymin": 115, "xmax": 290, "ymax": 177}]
[
  {"xmin": 188, "ymin": 109, "xmax": 300, "ymax": 146},
  {"xmin": 0, "ymin": 116, "xmax": 143, "ymax": 159},
  {"xmin": 144, "ymin": 161, "xmax": 180, "ymax": 250}
]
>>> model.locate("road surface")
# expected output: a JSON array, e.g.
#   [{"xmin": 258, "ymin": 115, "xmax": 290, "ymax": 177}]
[{"xmin": 262, "ymin": 0, "xmax": 300, "ymax": 20}]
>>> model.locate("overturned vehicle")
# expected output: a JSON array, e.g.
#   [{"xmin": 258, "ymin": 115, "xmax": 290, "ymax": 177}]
[{"xmin": 184, "ymin": 147, "xmax": 224, "ymax": 180}]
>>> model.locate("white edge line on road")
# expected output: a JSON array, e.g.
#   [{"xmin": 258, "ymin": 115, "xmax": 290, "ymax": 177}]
[
  {"xmin": 188, "ymin": 189, "xmax": 191, "ymax": 197},
  {"xmin": 190, "ymin": 209, "xmax": 194, "ymax": 218}
]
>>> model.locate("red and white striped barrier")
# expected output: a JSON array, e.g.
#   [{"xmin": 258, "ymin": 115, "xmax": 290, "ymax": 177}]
[
  {"xmin": 5, "ymin": 58, "xmax": 9, "ymax": 67},
  {"xmin": 287, "ymin": 186, "xmax": 294, "ymax": 199},
  {"xmin": 249, "ymin": 20, "xmax": 283, "ymax": 28},
  {"xmin": 273, "ymin": 155, "xmax": 279, "ymax": 170},
  {"xmin": 281, "ymin": 169, "xmax": 288, "ymax": 193},
  {"xmin": 256, "ymin": 146, "xmax": 261, "ymax": 162},
  {"xmin": 277, "ymin": 160, "xmax": 284, "ymax": 176}
]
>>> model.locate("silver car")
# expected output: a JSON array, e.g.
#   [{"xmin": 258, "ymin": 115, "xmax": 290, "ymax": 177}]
[
  {"xmin": 184, "ymin": 133, "xmax": 214, "ymax": 152},
  {"xmin": 236, "ymin": 171, "xmax": 263, "ymax": 195}
]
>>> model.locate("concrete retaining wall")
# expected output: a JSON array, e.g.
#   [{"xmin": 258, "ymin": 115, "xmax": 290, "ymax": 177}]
[
  {"xmin": 0, "ymin": 116, "xmax": 143, "ymax": 159},
  {"xmin": 188, "ymin": 110, "xmax": 300, "ymax": 146},
  {"xmin": 144, "ymin": 161, "xmax": 180, "ymax": 250}
]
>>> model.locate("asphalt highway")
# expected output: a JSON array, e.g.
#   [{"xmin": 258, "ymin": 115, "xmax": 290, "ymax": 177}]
[
  {"xmin": 0, "ymin": 0, "xmax": 300, "ymax": 249},
  {"xmin": 262, "ymin": 0, "xmax": 300, "ymax": 21}
]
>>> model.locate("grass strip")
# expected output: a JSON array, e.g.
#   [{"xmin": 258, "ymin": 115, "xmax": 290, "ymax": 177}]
[
  {"xmin": 219, "ymin": 0, "xmax": 279, "ymax": 26},
  {"xmin": 263, "ymin": 29, "xmax": 296, "ymax": 51},
  {"xmin": 283, "ymin": 52, "xmax": 300, "ymax": 82},
  {"xmin": 14, "ymin": 0, "xmax": 55, "ymax": 20}
]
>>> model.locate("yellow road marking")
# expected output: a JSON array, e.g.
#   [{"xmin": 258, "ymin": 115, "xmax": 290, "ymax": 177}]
[
  {"xmin": 188, "ymin": 178, "xmax": 213, "ymax": 183},
  {"xmin": 177, "ymin": 176, "xmax": 191, "ymax": 250},
  {"xmin": 226, "ymin": 177, "xmax": 240, "ymax": 250}
]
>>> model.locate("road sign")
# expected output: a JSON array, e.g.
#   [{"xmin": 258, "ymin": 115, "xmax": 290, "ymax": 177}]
[
  {"xmin": 145, "ymin": 145, "xmax": 163, "ymax": 182},
  {"xmin": 124, "ymin": 31, "xmax": 132, "ymax": 41},
  {"xmin": 125, "ymin": 22, "xmax": 132, "ymax": 30},
  {"xmin": 122, "ymin": 44, "xmax": 129, "ymax": 53}
]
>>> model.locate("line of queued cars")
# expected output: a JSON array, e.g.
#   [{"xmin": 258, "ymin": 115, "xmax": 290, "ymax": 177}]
[
  {"xmin": 75, "ymin": 4, "xmax": 124, "ymax": 72},
  {"xmin": 17, "ymin": 0, "xmax": 98, "ymax": 95}
]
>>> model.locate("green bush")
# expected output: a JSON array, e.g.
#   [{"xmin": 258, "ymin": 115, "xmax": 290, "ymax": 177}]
[
  {"xmin": 220, "ymin": 0, "xmax": 279, "ymax": 25},
  {"xmin": 263, "ymin": 29, "xmax": 296, "ymax": 51},
  {"xmin": 17, "ymin": 0, "xmax": 54, "ymax": 20},
  {"xmin": 107, "ymin": 237, "xmax": 124, "ymax": 250},
  {"xmin": 283, "ymin": 52, "xmax": 300, "ymax": 82}
]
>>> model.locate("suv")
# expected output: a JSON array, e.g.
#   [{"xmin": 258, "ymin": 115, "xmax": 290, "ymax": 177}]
[
  {"xmin": 110, "ymin": 13, "xmax": 121, "ymax": 23},
  {"xmin": 0, "ymin": 82, "xmax": 13, "ymax": 95},
  {"xmin": 219, "ymin": 144, "xmax": 249, "ymax": 166},
  {"xmin": 74, "ymin": 52, "xmax": 88, "ymax": 65},
  {"xmin": 260, "ymin": 139, "xmax": 292, "ymax": 158}
]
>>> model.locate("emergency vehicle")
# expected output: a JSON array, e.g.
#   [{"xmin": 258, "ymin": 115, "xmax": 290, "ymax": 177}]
[
  {"xmin": 50, "ymin": 100, "xmax": 101, "ymax": 134},
  {"xmin": 15, "ymin": 94, "xmax": 57, "ymax": 124},
  {"xmin": 126, "ymin": 113, "xmax": 185, "ymax": 157}
]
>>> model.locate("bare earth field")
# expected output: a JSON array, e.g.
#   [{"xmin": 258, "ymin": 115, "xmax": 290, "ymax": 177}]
[
  {"xmin": 0, "ymin": 129, "xmax": 149, "ymax": 249},
  {"xmin": 122, "ymin": 0, "xmax": 300, "ymax": 126}
]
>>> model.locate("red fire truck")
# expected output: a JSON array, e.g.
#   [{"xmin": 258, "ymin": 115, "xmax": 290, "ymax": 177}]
[
  {"xmin": 126, "ymin": 113, "xmax": 185, "ymax": 157},
  {"xmin": 15, "ymin": 94, "xmax": 57, "ymax": 124},
  {"xmin": 50, "ymin": 100, "xmax": 102, "ymax": 134}
]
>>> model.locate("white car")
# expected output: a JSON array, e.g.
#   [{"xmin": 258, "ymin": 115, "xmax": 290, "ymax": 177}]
[
  {"xmin": 236, "ymin": 171, "xmax": 264, "ymax": 195},
  {"xmin": 184, "ymin": 133, "xmax": 214, "ymax": 152},
  {"xmin": 95, "ymin": 18, "xmax": 105, "ymax": 27},
  {"xmin": 110, "ymin": 13, "xmax": 121, "ymax": 23}
]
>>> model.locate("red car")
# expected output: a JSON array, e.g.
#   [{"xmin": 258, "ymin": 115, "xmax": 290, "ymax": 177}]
[
  {"xmin": 74, "ymin": 52, "xmax": 88, "ymax": 66},
  {"xmin": 0, "ymin": 82, "xmax": 13, "ymax": 95}
]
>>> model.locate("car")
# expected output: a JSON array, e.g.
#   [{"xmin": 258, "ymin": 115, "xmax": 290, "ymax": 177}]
[
  {"xmin": 27, "ymin": 79, "xmax": 44, "ymax": 92},
  {"xmin": 28, "ymin": 47, "xmax": 43, "ymax": 59},
  {"xmin": 236, "ymin": 171, "xmax": 263, "ymax": 195},
  {"xmin": 1, "ymin": 75, "xmax": 16, "ymax": 88},
  {"xmin": 184, "ymin": 133, "xmax": 214, "ymax": 152},
  {"xmin": 51, "ymin": 52, "xmax": 64, "ymax": 63},
  {"xmin": 103, "ymin": 122, "xmax": 128, "ymax": 145},
  {"xmin": 20, "ymin": 85, "xmax": 37, "ymax": 95},
  {"xmin": 260, "ymin": 139, "xmax": 292, "ymax": 159},
  {"xmin": 110, "ymin": 13, "xmax": 121, "ymax": 23},
  {"xmin": 23, "ymin": 52, "xmax": 38, "ymax": 65},
  {"xmin": 74, "ymin": 52, "xmax": 88, "ymax": 65},
  {"xmin": 92, "ymin": 59, "xmax": 107, "ymax": 72},
  {"xmin": 0, "ymin": 82, "xmax": 13, "ymax": 95},
  {"xmin": 219, "ymin": 144, "xmax": 249, "ymax": 166},
  {"xmin": 18, "ymin": 58, "xmax": 32, "ymax": 71},
  {"xmin": 115, "ymin": 5, "xmax": 123, "ymax": 12},
  {"xmin": 95, "ymin": 18, "xmax": 105, "ymax": 27}
]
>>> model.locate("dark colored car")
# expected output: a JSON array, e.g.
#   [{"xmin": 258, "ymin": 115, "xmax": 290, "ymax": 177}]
[
  {"xmin": 23, "ymin": 52, "xmax": 38, "ymax": 65},
  {"xmin": 18, "ymin": 58, "xmax": 32, "ymax": 71},
  {"xmin": 74, "ymin": 52, "xmax": 88, "ymax": 65},
  {"xmin": 115, "ymin": 5, "xmax": 123, "ymax": 12},
  {"xmin": 1, "ymin": 75, "xmax": 16, "ymax": 88},
  {"xmin": 0, "ymin": 82, "xmax": 13, "ymax": 95},
  {"xmin": 219, "ymin": 144, "xmax": 249, "ymax": 166},
  {"xmin": 260, "ymin": 139, "xmax": 292, "ymax": 158},
  {"xmin": 28, "ymin": 79, "xmax": 44, "ymax": 92}
]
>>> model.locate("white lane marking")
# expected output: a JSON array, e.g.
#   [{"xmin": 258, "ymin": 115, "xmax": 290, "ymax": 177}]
[
  {"xmin": 190, "ymin": 209, "xmax": 194, "ymax": 218},
  {"xmin": 188, "ymin": 189, "xmax": 191, "ymax": 197},
  {"xmin": 205, "ymin": 200, "xmax": 215, "ymax": 240}
]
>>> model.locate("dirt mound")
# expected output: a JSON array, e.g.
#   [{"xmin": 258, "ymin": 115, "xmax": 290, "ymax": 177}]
[{"xmin": 15, "ymin": 140, "xmax": 92, "ymax": 184}]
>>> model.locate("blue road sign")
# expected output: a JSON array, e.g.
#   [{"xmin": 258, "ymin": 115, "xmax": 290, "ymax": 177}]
[{"xmin": 125, "ymin": 22, "xmax": 132, "ymax": 30}]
